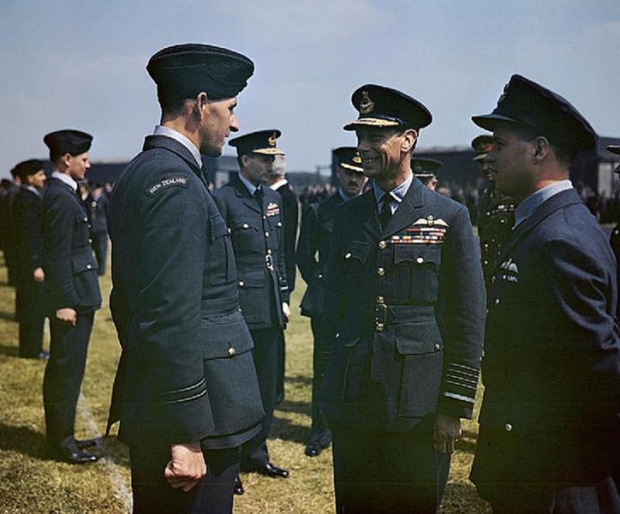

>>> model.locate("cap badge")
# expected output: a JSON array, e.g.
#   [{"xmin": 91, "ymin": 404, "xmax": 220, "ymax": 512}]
[
  {"xmin": 268, "ymin": 133, "xmax": 277, "ymax": 147},
  {"xmin": 353, "ymin": 152, "xmax": 362, "ymax": 164},
  {"xmin": 359, "ymin": 91, "xmax": 375, "ymax": 114}
]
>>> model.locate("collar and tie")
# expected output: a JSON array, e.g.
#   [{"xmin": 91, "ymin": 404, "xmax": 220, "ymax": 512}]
[
  {"xmin": 254, "ymin": 186, "xmax": 264, "ymax": 210},
  {"xmin": 379, "ymin": 193, "xmax": 392, "ymax": 229}
]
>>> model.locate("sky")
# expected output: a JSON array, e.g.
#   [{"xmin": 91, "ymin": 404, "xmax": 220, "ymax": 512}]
[{"xmin": 1, "ymin": 0, "xmax": 619, "ymax": 178}]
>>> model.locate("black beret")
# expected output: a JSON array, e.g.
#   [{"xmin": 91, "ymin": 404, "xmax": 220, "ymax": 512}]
[
  {"xmin": 43, "ymin": 129, "xmax": 93, "ymax": 156},
  {"xmin": 471, "ymin": 134, "xmax": 494, "ymax": 161},
  {"xmin": 472, "ymin": 74, "xmax": 596, "ymax": 153},
  {"xmin": 333, "ymin": 147, "xmax": 364, "ymax": 173},
  {"xmin": 411, "ymin": 158, "xmax": 442, "ymax": 179},
  {"xmin": 147, "ymin": 43, "xmax": 254, "ymax": 101},
  {"xmin": 344, "ymin": 84, "xmax": 432, "ymax": 132},
  {"xmin": 229, "ymin": 129, "xmax": 284, "ymax": 156},
  {"xmin": 11, "ymin": 159, "xmax": 44, "ymax": 181}
]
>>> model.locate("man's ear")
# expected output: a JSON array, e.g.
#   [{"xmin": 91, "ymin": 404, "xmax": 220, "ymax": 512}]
[
  {"xmin": 60, "ymin": 153, "xmax": 72, "ymax": 168},
  {"xmin": 532, "ymin": 136, "xmax": 550, "ymax": 163},
  {"xmin": 402, "ymin": 128, "xmax": 418, "ymax": 153},
  {"xmin": 240, "ymin": 154, "xmax": 251, "ymax": 167},
  {"xmin": 193, "ymin": 92, "xmax": 209, "ymax": 119}
]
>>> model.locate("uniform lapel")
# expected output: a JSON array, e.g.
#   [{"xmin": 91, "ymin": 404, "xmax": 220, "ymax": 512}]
[
  {"xmin": 358, "ymin": 189, "xmax": 382, "ymax": 241},
  {"xmin": 231, "ymin": 174, "xmax": 262, "ymax": 215},
  {"xmin": 498, "ymin": 188, "xmax": 582, "ymax": 262},
  {"xmin": 383, "ymin": 177, "xmax": 426, "ymax": 237}
]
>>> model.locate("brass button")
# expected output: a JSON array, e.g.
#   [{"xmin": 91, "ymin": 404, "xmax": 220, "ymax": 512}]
[
  {"xmin": 377, "ymin": 267, "xmax": 385, "ymax": 277},
  {"xmin": 376, "ymin": 296, "xmax": 385, "ymax": 304},
  {"xmin": 239, "ymin": 281, "xmax": 245, "ymax": 287},
  {"xmin": 263, "ymin": 215, "xmax": 267, "ymax": 220},
  {"xmin": 434, "ymin": 343, "xmax": 441, "ymax": 351},
  {"xmin": 265, "ymin": 232, "xmax": 269, "ymax": 237},
  {"xmin": 416, "ymin": 257, "xmax": 424, "ymax": 264},
  {"xmin": 277, "ymin": 222, "xmax": 282, "ymax": 227},
  {"xmin": 318, "ymin": 273, "xmax": 323, "ymax": 279},
  {"xmin": 228, "ymin": 347, "xmax": 236, "ymax": 357},
  {"xmin": 88, "ymin": 239, "xmax": 92, "ymax": 244},
  {"xmin": 378, "ymin": 241, "xmax": 387, "ymax": 250},
  {"xmin": 491, "ymin": 276, "xmax": 496, "ymax": 284},
  {"xmin": 86, "ymin": 264, "xmax": 92, "ymax": 269},
  {"xmin": 345, "ymin": 252, "xmax": 352, "ymax": 259},
  {"xmin": 494, "ymin": 298, "xmax": 500, "ymax": 305},
  {"xmin": 505, "ymin": 423, "xmax": 513, "ymax": 432},
  {"xmin": 267, "ymin": 249, "xmax": 272, "ymax": 255},
  {"xmin": 242, "ymin": 223, "xmax": 249, "ymax": 229},
  {"xmin": 227, "ymin": 228, "xmax": 232, "ymax": 234},
  {"xmin": 375, "ymin": 322, "xmax": 384, "ymax": 332}
]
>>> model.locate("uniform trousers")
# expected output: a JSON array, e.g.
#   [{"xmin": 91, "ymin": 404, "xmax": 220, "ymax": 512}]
[
  {"xmin": 331, "ymin": 423, "xmax": 450, "ymax": 514},
  {"xmin": 485, "ymin": 477, "xmax": 620, "ymax": 514},
  {"xmin": 130, "ymin": 440, "xmax": 240, "ymax": 514},
  {"xmin": 43, "ymin": 312, "xmax": 94, "ymax": 447},
  {"xmin": 241, "ymin": 325, "xmax": 281, "ymax": 469},
  {"xmin": 308, "ymin": 316, "xmax": 331, "ymax": 446},
  {"xmin": 16, "ymin": 279, "xmax": 45, "ymax": 357}
]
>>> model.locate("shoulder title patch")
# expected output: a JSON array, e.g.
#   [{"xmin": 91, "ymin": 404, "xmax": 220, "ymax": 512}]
[{"xmin": 146, "ymin": 176, "xmax": 189, "ymax": 196}]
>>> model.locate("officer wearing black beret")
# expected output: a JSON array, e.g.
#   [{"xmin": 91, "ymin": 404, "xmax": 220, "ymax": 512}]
[
  {"xmin": 411, "ymin": 157, "xmax": 441, "ymax": 190},
  {"xmin": 320, "ymin": 84, "xmax": 486, "ymax": 512},
  {"xmin": 472, "ymin": 134, "xmax": 516, "ymax": 287},
  {"xmin": 296, "ymin": 146, "xmax": 367, "ymax": 458},
  {"xmin": 11, "ymin": 160, "xmax": 48, "ymax": 359},
  {"xmin": 41, "ymin": 129, "xmax": 102, "ymax": 463},
  {"xmin": 107, "ymin": 44, "xmax": 264, "ymax": 513},
  {"xmin": 213, "ymin": 129, "xmax": 290, "ymax": 494},
  {"xmin": 470, "ymin": 75, "xmax": 620, "ymax": 512}
]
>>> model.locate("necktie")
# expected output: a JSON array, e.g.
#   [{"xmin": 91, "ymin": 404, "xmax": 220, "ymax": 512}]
[
  {"xmin": 379, "ymin": 193, "xmax": 392, "ymax": 230},
  {"xmin": 254, "ymin": 187, "xmax": 264, "ymax": 210}
]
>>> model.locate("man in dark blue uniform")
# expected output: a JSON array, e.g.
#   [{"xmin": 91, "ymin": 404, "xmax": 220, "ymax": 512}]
[
  {"xmin": 321, "ymin": 84, "xmax": 486, "ymax": 513},
  {"xmin": 106, "ymin": 44, "xmax": 264, "ymax": 514},
  {"xmin": 83, "ymin": 182, "xmax": 109, "ymax": 276},
  {"xmin": 470, "ymin": 75, "xmax": 620, "ymax": 513},
  {"xmin": 264, "ymin": 156, "xmax": 299, "ymax": 405},
  {"xmin": 296, "ymin": 146, "xmax": 366, "ymax": 457},
  {"xmin": 12, "ymin": 159, "xmax": 48, "ymax": 359},
  {"xmin": 411, "ymin": 157, "xmax": 442, "ymax": 191},
  {"xmin": 472, "ymin": 134, "xmax": 515, "ymax": 288},
  {"xmin": 41, "ymin": 129, "xmax": 102, "ymax": 464},
  {"xmin": 213, "ymin": 130, "xmax": 290, "ymax": 494}
]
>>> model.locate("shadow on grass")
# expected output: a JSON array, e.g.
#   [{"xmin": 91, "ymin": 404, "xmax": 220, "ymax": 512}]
[
  {"xmin": 0, "ymin": 343, "xmax": 19, "ymax": 357},
  {"xmin": 270, "ymin": 413, "xmax": 309, "ymax": 445},
  {"xmin": 0, "ymin": 422, "xmax": 46, "ymax": 459},
  {"xmin": 285, "ymin": 375, "xmax": 313, "ymax": 387}
]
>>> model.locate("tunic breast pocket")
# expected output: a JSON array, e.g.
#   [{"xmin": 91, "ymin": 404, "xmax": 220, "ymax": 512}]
[
  {"xmin": 231, "ymin": 220, "xmax": 261, "ymax": 255},
  {"xmin": 392, "ymin": 245, "xmax": 441, "ymax": 303},
  {"xmin": 342, "ymin": 240, "xmax": 371, "ymax": 291},
  {"xmin": 206, "ymin": 215, "xmax": 235, "ymax": 286}
]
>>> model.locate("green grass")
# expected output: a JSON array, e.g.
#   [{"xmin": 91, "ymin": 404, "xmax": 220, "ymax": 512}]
[{"xmin": 0, "ymin": 252, "xmax": 490, "ymax": 513}]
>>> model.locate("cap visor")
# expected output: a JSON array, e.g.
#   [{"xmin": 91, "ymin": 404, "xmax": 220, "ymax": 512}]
[
  {"xmin": 340, "ymin": 163, "xmax": 364, "ymax": 173},
  {"xmin": 607, "ymin": 145, "xmax": 620, "ymax": 156},
  {"xmin": 343, "ymin": 118, "xmax": 401, "ymax": 131},
  {"xmin": 472, "ymin": 113, "xmax": 520, "ymax": 132},
  {"xmin": 253, "ymin": 148, "xmax": 285, "ymax": 156},
  {"xmin": 473, "ymin": 153, "xmax": 489, "ymax": 162}
]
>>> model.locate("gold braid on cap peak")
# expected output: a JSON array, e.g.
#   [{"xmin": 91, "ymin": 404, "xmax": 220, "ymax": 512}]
[{"xmin": 268, "ymin": 133, "xmax": 277, "ymax": 147}]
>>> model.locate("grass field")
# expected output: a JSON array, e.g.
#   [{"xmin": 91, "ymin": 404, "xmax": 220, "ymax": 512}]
[{"xmin": 0, "ymin": 252, "xmax": 491, "ymax": 513}]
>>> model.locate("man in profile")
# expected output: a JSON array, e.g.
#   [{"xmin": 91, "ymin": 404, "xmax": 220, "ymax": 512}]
[
  {"xmin": 107, "ymin": 44, "xmax": 264, "ymax": 513},
  {"xmin": 470, "ymin": 74, "xmax": 620, "ymax": 513}
]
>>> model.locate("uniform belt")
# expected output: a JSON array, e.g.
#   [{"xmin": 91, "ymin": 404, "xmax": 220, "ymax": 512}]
[{"xmin": 374, "ymin": 302, "xmax": 435, "ymax": 331}]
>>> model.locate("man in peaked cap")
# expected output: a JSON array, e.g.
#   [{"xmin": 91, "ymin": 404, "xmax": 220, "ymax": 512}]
[
  {"xmin": 213, "ymin": 129, "xmax": 290, "ymax": 495},
  {"xmin": 12, "ymin": 160, "xmax": 48, "ymax": 360},
  {"xmin": 296, "ymin": 146, "xmax": 367, "ymax": 458},
  {"xmin": 41, "ymin": 129, "xmax": 102, "ymax": 464},
  {"xmin": 107, "ymin": 44, "xmax": 264, "ymax": 513},
  {"xmin": 472, "ymin": 134, "xmax": 516, "ymax": 288},
  {"xmin": 411, "ymin": 157, "xmax": 442, "ymax": 191},
  {"xmin": 470, "ymin": 75, "xmax": 620, "ymax": 513},
  {"xmin": 320, "ymin": 84, "xmax": 486, "ymax": 512}
]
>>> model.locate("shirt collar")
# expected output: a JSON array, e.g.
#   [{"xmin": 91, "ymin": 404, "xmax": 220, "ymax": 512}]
[
  {"xmin": 52, "ymin": 171, "xmax": 78, "ymax": 191},
  {"xmin": 514, "ymin": 179, "xmax": 573, "ymax": 228},
  {"xmin": 154, "ymin": 125, "xmax": 202, "ymax": 168},
  {"xmin": 238, "ymin": 172, "xmax": 260, "ymax": 196},
  {"xmin": 269, "ymin": 178, "xmax": 287, "ymax": 191},
  {"xmin": 372, "ymin": 171, "xmax": 414, "ymax": 213},
  {"xmin": 24, "ymin": 185, "xmax": 41, "ymax": 197}
]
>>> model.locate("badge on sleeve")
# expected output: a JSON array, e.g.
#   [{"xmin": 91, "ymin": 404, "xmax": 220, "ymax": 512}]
[{"xmin": 145, "ymin": 175, "xmax": 189, "ymax": 196}]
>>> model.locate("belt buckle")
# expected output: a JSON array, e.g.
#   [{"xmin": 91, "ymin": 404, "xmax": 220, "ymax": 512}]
[
  {"xmin": 265, "ymin": 254, "xmax": 274, "ymax": 271},
  {"xmin": 375, "ymin": 302, "xmax": 387, "ymax": 332}
]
